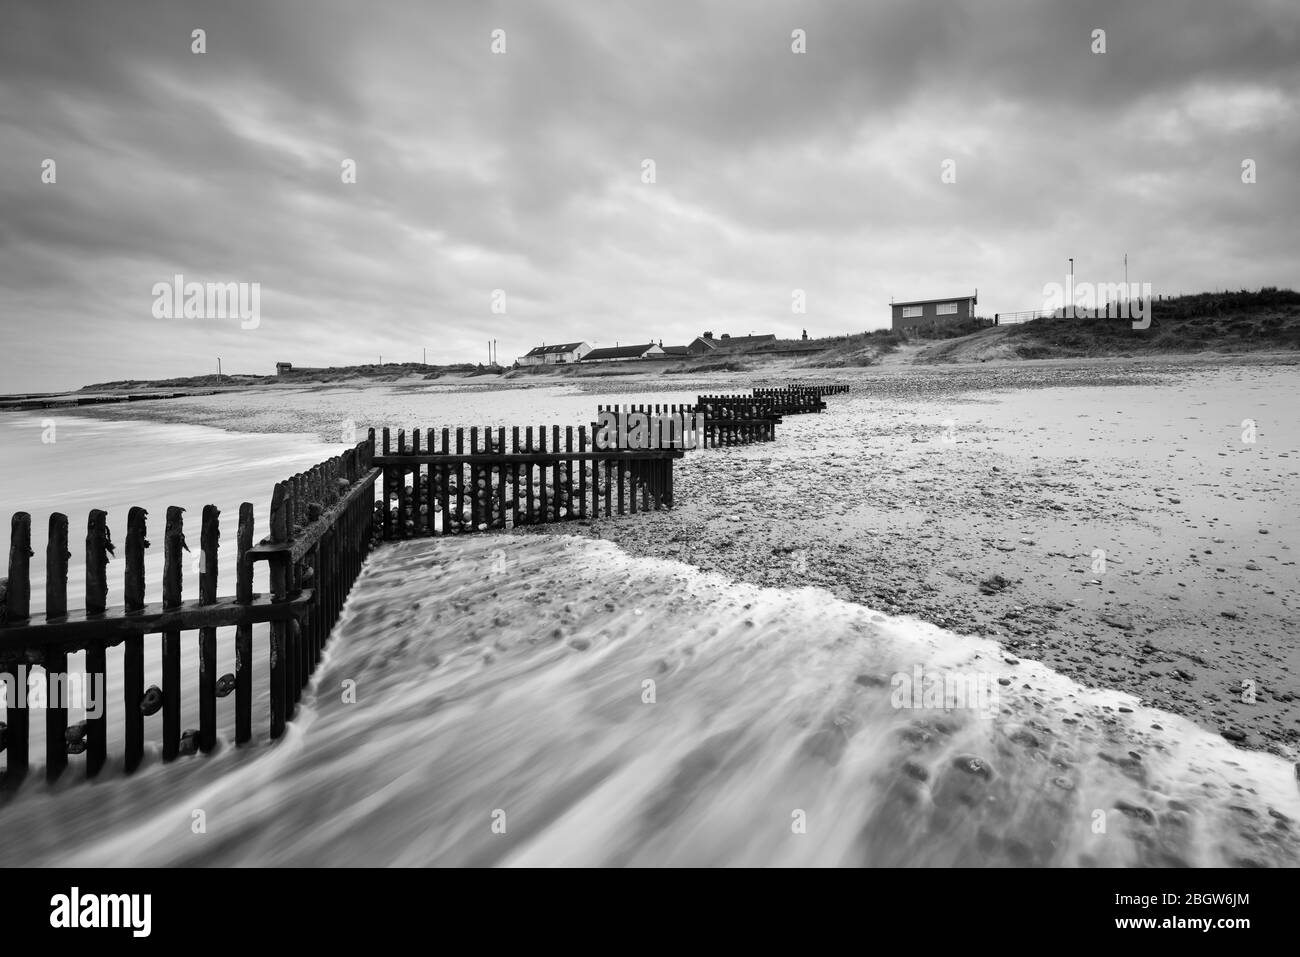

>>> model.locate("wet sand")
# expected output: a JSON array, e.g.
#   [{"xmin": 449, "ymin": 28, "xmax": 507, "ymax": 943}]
[
  {"xmin": 4, "ymin": 535, "xmax": 1295, "ymax": 867},
  {"xmin": 37, "ymin": 353, "xmax": 1300, "ymax": 758},
  {"xmin": 549, "ymin": 357, "xmax": 1300, "ymax": 760}
]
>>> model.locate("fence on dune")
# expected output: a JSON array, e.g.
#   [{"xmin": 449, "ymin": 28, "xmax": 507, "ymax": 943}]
[{"xmin": 0, "ymin": 440, "xmax": 379, "ymax": 788}]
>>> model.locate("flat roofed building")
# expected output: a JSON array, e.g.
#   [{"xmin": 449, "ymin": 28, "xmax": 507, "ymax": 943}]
[{"xmin": 890, "ymin": 293, "xmax": 978, "ymax": 332}]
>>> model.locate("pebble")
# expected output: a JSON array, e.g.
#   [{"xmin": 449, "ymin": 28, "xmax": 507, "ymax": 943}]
[{"xmin": 952, "ymin": 755, "xmax": 995, "ymax": 780}]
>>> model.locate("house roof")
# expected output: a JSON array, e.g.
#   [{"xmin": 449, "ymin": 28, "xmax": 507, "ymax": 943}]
[
  {"xmin": 891, "ymin": 295, "xmax": 977, "ymax": 308},
  {"xmin": 689, "ymin": 337, "xmax": 718, "ymax": 350},
  {"xmin": 713, "ymin": 334, "xmax": 776, "ymax": 349},
  {"xmin": 661, "ymin": 345, "xmax": 691, "ymax": 355},
  {"xmin": 581, "ymin": 343, "xmax": 658, "ymax": 361},
  {"xmin": 522, "ymin": 342, "xmax": 586, "ymax": 357}
]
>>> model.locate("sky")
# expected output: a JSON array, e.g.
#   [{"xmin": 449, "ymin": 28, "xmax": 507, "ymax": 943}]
[{"xmin": 1, "ymin": 0, "xmax": 1298, "ymax": 392}]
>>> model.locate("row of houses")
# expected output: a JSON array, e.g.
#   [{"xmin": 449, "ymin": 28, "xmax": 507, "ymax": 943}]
[
  {"xmin": 517, "ymin": 331, "xmax": 778, "ymax": 366},
  {"xmin": 521, "ymin": 292, "xmax": 986, "ymax": 366}
]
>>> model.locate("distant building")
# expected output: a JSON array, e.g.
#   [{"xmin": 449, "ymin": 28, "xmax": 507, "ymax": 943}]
[
  {"xmin": 275, "ymin": 362, "xmax": 327, "ymax": 375},
  {"xmin": 660, "ymin": 345, "xmax": 692, "ymax": 356},
  {"xmin": 716, "ymin": 333, "xmax": 776, "ymax": 351},
  {"xmin": 517, "ymin": 342, "xmax": 591, "ymax": 366},
  {"xmin": 687, "ymin": 331, "xmax": 776, "ymax": 354},
  {"xmin": 890, "ymin": 293, "xmax": 978, "ymax": 332},
  {"xmin": 580, "ymin": 343, "xmax": 665, "ymax": 362}
]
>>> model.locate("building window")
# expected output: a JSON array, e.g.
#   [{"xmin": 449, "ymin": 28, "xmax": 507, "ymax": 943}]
[
  {"xmin": 937, "ymin": 302, "xmax": 958, "ymax": 315},
  {"xmin": 901, "ymin": 305, "xmax": 923, "ymax": 318}
]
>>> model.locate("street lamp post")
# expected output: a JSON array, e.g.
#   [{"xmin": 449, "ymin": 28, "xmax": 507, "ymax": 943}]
[{"xmin": 1068, "ymin": 258, "xmax": 1075, "ymax": 319}]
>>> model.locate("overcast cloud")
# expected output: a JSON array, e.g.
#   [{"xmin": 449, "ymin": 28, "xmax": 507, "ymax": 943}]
[{"xmin": 2, "ymin": 0, "xmax": 1298, "ymax": 391}]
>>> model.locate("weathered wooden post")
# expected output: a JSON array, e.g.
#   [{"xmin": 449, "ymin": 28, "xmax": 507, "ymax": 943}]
[
  {"xmin": 199, "ymin": 505, "xmax": 219, "ymax": 753},
  {"xmin": 46, "ymin": 512, "xmax": 70, "ymax": 781},
  {"xmin": 161, "ymin": 506, "xmax": 184, "ymax": 761},
  {"xmin": 1, "ymin": 513, "xmax": 32, "ymax": 784},
  {"xmin": 85, "ymin": 509, "xmax": 111, "ymax": 777},
  {"xmin": 124, "ymin": 507, "xmax": 147, "ymax": 773},
  {"xmin": 235, "ymin": 502, "xmax": 253, "ymax": 745},
  {"xmin": 268, "ymin": 483, "xmax": 288, "ymax": 739}
]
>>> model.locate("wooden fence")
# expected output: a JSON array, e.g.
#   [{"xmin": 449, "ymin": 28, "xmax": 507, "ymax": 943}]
[
  {"xmin": 0, "ymin": 381, "xmax": 849, "ymax": 788},
  {"xmin": 0, "ymin": 439, "xmax": 378, "ymax": 788},
  {"xmin": 749, "ymin": 388, "xmax": 828, "ymax": 414},
  {"xmin": 0, "ymin": 390, "xmax": 218, "ymax": 412},
  {"xmin": 785, "ymin": 383, "xmax": 850, "ymax": 396},
  {"xmin": 596, "ymin": 402, "xmax": 778, "ymax": 448},
  {"xmin": 372, "ymin": 425, "xmax": 683, "ymax": 539}
]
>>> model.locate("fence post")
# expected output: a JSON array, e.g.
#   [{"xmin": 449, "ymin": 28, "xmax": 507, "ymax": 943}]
[
  {"xmin": 235, "ymin": 503, "xmax": 253, "ymax": 745},
  {"xmin": 198, "ymin": 505, "xmax": 219, "ymax": 753},
  {"xmin": 268, "ymin": 484, "xmax": 288, "ymax": 739},
  {"xmin": 124, "ymin": 507, "xmax": 147, "ymax": 773},
  {"xmin": 45, "ymin": 513, "xmax": 70, "ymax": 782},
  {"xmin": 161, "ymin": 506, "xmax": 184, "ymax": 761},
  {"xmin": 1, "ymin": 514, "xmax": 32, "ymax": 785},
  {"xmin": 85, "ymin": 509, "xmax": 110, "ymax": 777}
]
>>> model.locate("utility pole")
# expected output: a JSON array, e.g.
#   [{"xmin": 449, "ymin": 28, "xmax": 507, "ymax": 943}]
[
  {"xmin": 217, "ymin": 357, "xmax": 221, "ymax": 380},
  {"xmin": 1068, "ymin": 258, "xmax": 1074, "ymax": 318},
  {"xmin": 423, "ymin": 347, "xmax": 426, "ymax": 365}
]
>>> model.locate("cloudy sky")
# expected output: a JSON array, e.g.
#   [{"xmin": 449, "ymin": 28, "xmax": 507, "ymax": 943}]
[{"xmin": 2, "ymin": 0, "xmax": 1297, "ymax": 392}]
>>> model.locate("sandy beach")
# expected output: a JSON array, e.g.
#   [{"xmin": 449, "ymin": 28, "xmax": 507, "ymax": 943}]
[
  {"xmin": 6, "ymin": 349, "xmax": 1298, "ymax": 867},
  {"xmin": 52, "ymin": 350, "xmax": 1300, "ymax": 759},
  {"xmin": 538, "ymin": 354, "xmax": 1300, "ymax": 759}
]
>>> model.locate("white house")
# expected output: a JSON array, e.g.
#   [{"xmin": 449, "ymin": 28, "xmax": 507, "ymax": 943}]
[{"xmin": 516, "ymin": 341, "xmax": 591, "ymax": 366}]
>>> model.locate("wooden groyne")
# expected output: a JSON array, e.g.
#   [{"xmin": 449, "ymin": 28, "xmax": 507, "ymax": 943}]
[
  {"xmin": 372, "ymin": 425, "xmax": 682, "ymax": 539},
  {"xmin": 596, "ymin": 401, "xmax": 778, "ymax": 448},
  {"xmin": 750, "ymin": 387, "xmax": 828, "ymax": 414},
  {"xmin": 0, "ymin": 382, "xmax": 851, "ymax": 789},
  {"xmin": 786, "ymin": 383, "xmax": 850, "ymax": 397},
  {"xmin": 0, "ymin": 439, "xmax": 378, "ymax": 788},
  {"xmin": 0, "ymin": 390, "xmax": 218, "ymax": 412}
]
